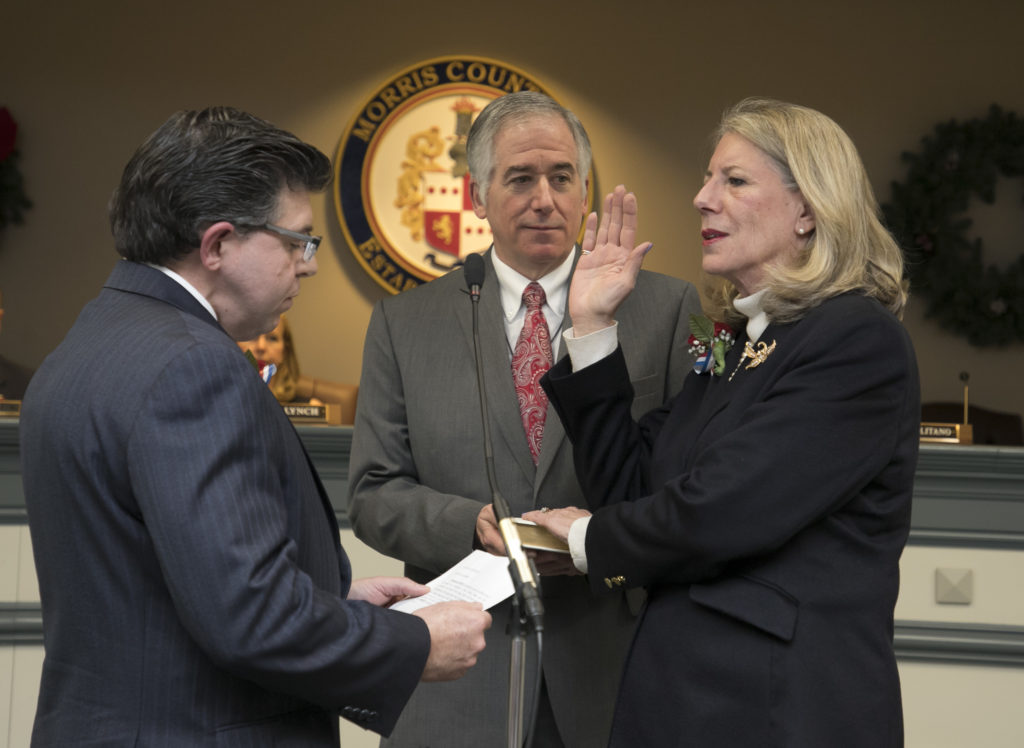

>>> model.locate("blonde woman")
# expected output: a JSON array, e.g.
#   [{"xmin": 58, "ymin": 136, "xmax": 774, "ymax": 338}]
[{"xmin": 527, "ymin": 99, "xmax": 918, "ymax": 747}]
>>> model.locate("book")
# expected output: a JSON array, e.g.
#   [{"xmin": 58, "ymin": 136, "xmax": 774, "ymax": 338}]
[{"xmin": 512, "ymin": 518, "xmax": 569, "ymax": 554}]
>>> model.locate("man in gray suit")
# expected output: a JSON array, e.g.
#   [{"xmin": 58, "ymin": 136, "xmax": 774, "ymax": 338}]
[
  {"xmin": 20, "ymin": 107, "xmax": 490, "ymax": 747},
  {"xmin": 348, "ymin": 92, "xmax": 701, "ymax": 747}
]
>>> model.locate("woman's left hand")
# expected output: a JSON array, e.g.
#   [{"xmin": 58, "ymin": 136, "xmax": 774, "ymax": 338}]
[{"xmin": 521, "ymin": 506, "xmax": 592, "ymax": 543}]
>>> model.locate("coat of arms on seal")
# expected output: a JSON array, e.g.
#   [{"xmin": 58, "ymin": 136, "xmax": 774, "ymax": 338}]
[{"xmin": 334, "ymin": 55, "xmax": 590, "ymax": 294}]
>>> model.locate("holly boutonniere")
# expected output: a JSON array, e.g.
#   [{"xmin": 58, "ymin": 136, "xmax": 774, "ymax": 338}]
[{"xmin": 687, "ymin": 315, "xmax": 735, "ymax": 376}]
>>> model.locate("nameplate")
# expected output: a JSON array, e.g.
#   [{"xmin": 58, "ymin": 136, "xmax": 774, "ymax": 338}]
[
  {"xmin": 0, "ymin": 400, "xmax": 21, "ymax": 418},
  {"xmin": 920, "ymin": 422, "xmax": 973, "ymax": 445},
  {"xmin": 283, "ymin": 403, "xmax": 341, "ymax": 426}
]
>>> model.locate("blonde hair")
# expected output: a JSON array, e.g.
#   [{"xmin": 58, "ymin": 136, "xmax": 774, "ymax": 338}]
[{"xmin": 706, "ymin": 98, "xmax": 907, "ymax": 326}]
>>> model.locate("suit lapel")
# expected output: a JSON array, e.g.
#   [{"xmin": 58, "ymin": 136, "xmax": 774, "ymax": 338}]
[
  {"xmin": 534, "ymin": 304, "xmax": 572, "ymax": 490},
  {"xmin": 455, "ymin": 253, "xmax": 542, "ymax": 487},
  {"xmin": 534, "ymin": 251, "xmax": 582, "ymax": 491},
  {"xmin": 684, "ymin": 321, "xmax": 790, "ymax": 451},
  {"xmin": 482, "ymin": 258, "xmax": 539, "ymax": 482}
]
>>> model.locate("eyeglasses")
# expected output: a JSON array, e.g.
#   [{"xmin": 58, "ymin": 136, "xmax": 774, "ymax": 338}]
[{"xmin": 236, "ymin": 222, "xmax": 321, "ymax": 263}]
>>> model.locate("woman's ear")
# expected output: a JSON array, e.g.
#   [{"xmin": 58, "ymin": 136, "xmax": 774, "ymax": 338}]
[{"xmin": 796, "ymin": 200, "xmax": 815, "ymax": 236}]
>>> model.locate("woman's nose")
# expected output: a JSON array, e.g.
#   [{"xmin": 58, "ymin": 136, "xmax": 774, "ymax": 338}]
[{"xmin": 694, "ymin": 181, "xmax": 716, "ymax": 212}]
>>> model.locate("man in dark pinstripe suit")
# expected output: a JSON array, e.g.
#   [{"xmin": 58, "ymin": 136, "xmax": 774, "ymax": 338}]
[{"xmin": 20, "ymin": 107, "xmax": 490, "ymax": 747}]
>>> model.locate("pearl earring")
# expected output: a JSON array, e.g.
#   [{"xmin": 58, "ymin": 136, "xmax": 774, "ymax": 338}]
[{"xmin": 797, "ymin": 227, "xmax": 806, "ymax": 235}]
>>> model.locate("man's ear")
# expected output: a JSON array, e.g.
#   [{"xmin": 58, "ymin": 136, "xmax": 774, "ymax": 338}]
[
  {"xmin": 198, "ymin": 222, "xmax": 236, "ymax": 270},
  {"xmin": 469, "ymin": 178, "xmax": 487, "ymax": 219}
]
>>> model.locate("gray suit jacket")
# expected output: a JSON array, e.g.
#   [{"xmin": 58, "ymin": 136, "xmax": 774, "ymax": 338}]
[
  {"xmin": 21, "ymin": 261, "xmax": 430, "ymax": 746},
  {"xmin": 348, "ymin": 250, "xmax": 701, "ymax": 747}
]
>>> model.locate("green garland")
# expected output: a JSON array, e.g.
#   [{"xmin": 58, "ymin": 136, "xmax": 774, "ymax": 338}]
[{"xmin": 883, "ymin": 105, "xmax": 1024, "ymax": 347}]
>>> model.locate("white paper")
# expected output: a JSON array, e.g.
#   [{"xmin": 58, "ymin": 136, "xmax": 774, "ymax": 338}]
[{"xmin": 389, "ymin": 550, "xmax": 514, "ymax": 614}]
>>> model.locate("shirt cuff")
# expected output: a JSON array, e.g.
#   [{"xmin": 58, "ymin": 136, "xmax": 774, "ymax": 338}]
[
  {"xmin": 568, "ymin": 516, "xmax": 591, "ymax": 574},
  {"xmin": 562, "ymin": 322, "xmax": 618, "ymax": 371}
]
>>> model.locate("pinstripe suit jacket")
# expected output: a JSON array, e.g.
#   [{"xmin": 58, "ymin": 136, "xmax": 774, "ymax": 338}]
[
  {"xmin": 20, "ymin": 261, "xmax": 429, "ymax": 746},
  {"xmin": 347, "ymin": 250, "xmax": 701, "ymax": 747}
]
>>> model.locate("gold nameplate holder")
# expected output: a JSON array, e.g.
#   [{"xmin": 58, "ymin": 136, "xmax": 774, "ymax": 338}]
[
  {"xmin": 283, "ymin": 403, "xmax": 342, "ymax": 426},
  {"xmin": 920, "ymin": 373, "xmax": 973, "ymax": 445},
  {"xmin": 919, "ymin": 422, "xmax": 973, "ymax": 444}
]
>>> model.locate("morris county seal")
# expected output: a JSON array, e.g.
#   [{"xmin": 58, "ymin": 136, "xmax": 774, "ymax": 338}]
[{"xmin": 334, "ymin": 56, "xmax": 591, "ymax": 294}]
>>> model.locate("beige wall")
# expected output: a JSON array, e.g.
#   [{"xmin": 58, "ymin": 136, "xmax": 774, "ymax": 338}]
[{"xmin": 2, "ymin": 0, "xmax": 1023, "ymax": 419}]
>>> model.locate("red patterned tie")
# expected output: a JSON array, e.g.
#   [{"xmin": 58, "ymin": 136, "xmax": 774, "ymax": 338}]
[{"xmin": 512, "ymin": 282, "xmax": 553, "ymax": 464}]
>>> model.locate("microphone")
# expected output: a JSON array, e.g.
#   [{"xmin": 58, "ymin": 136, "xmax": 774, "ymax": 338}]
[
  {"xmin": 464, "ymin": 252, "xmax": 484, "ymax": 302},
  {"xmin": 463, "ymin": 254, "xmax": 544, "ymax": 632}
]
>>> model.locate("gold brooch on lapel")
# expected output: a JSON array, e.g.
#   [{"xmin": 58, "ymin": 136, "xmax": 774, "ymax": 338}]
[{"xmin": 728, "ymin": 339, "xmax": 777, "ymax": 382}]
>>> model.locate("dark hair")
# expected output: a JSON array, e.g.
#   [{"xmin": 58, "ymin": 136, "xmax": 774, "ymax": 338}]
[{"xmin": 109, "ymin": 107, "xmax": 331, "ymax": 264}]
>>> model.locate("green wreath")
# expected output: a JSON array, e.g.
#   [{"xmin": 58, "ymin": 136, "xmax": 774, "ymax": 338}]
[{"xmin": 883, "ymin": 105, "xmax": 1024, "ymax": 347}]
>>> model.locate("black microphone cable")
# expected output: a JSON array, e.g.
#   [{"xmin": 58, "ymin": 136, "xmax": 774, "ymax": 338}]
[{"xmin": 463, "ymin": 252, "xmax": 544, "ymax": 748}]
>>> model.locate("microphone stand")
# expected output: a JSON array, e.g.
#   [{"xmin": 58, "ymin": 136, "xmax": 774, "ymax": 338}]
[{"xmin": 465, "ymin": 259, "xmax": 544, "ymax": 748}]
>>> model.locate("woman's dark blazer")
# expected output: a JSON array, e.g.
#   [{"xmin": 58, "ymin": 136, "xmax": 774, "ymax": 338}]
[{"xmin": 543, "ymin": 293, "xmax": 920, "ymax": 747}]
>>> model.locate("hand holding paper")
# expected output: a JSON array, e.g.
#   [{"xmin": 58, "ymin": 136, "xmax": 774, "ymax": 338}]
[
  {"xmin": 348, "ymin": 576, "xmax": 429, "ymax": 607},
  {"xmin": 390, "ymin": 550, "xmax": 515, "ymax": 614}
]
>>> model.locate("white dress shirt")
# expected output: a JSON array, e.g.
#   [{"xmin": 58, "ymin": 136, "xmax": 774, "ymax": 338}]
[
  {"xmin": 489, "ymin": 247, "xmax": 575, "ymax": 360},
  {"xmin": 146, "ymin": 262, "xmax": 219, "ymax": 321}
]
